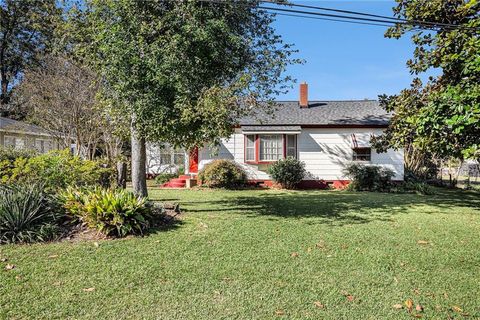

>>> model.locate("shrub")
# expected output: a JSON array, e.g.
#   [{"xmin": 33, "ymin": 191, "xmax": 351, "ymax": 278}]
[
  {"xmin": 198, "ymin": 159, "xmax": 247, "ymax": 188},
  {"xmin": 343, "ymin": 163, "xmax": 395, "ymax": 192},
  {"xmin": 61, "ymin": 187, "xmax": 151, "ymax": 237},
  {"xmin": 155, "ymin": 173, "xmax": 177, "ymax": 185},
  {"xmin": 178, "ymin": 165, "xmax": 185, "ymax": 176},
  {"xmin": 0, "ymin": 147, "xmax": 36, "ymax": 161},
  {"xmin": 0, "ymin": 184, "xmax": 63, "ymax": 244},
  {"xmin": 268, "ymin": 157, "xmax": 306, "ymax": 189},
  {"xmin": 397, "ymin": 181, "xmax": 435, "ymax": 195},
  {"xmin": 0, "ymin": 149, "xmax": 111, "ymax": 190}
]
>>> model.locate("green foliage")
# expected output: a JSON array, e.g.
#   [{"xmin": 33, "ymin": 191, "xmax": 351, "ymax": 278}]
[
  {"xmin": 0, "ymin": 147, "xmax": 36, "ymax": 161},
  {"xmin": 0, "ymin": 149, "xmax": 111, "ymax": 190},
  {"xmin": 376, "ymin": 0, "xmax": 480, "ymax": 160},
  {"xmin": 155, "ymin": 173, "xmax": 177, "ymax": 186},
  {"xmin": 83, "ymin": 0, "xmax": 299, "ymax": 149},
  {"xmin": 396, "ymin": 181, "xmax": 435, "ymax": 196},
  {"xmin": 268, "ymin": 157, "xmax": 306, "ymax": 189},
  {"xmin": 0, "ymin": 0, "xmax": 61, "ymax": 109},
  {"xmin": 343, "ymin": 163, "xmax": 395, "ymax": 192},
  {"xmin": 177, "ymin": 165, "xmax": 185, "ymax": 176},
  {"xmin": 60, "ymin": 187, "xmax": 151, "ymax": 237},
  {"xmin": 198, "ymin": 160, "xmax": 247, "ymax": 189},
  {"xmin": 0, "ymin": 184, "xmax": 62, "ymax": 244}
]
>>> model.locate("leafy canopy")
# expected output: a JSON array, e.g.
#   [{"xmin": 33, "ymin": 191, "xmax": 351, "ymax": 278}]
[
  {"xmin": 85, "ymin": 0, "xmax": 299, "ymax": 149},
  {"xmin": 375, "ymin": 0, "xmax": 480, "ymax": 160},
  {"xmin": 0, "ymin": 0, "xmax": 60, "ymax": 110}
]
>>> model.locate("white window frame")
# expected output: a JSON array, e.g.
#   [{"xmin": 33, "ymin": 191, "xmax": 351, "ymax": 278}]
[
  {"xmin": 352, "ymin": 147, "xmax": 372, "ymax": 162},
  {"xmin": 286, "ymin": 135, "xmax": 297, "ymax": 158},
  {"xmin": 259, "ymin": 134, "xmax": 283, "ymax": 162},
  {"xmin": 4, "ymin": 136, "xmax": 16, "ymax": 148},
  {"xmin": 35, "ymin": 138, "xmax": 53, "ymax": 153},
  {"xmin": 4, "ymin": 136, "xmax": 26, "ymax": 149},
  {"xmin": 245, "ymin": 135, "xmax": 256, "ymax": 162}
]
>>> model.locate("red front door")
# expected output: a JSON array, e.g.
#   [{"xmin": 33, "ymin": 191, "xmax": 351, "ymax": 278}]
[{"xmin": 189, "ymin": 147, "xmax": 199, "ymax": 173}]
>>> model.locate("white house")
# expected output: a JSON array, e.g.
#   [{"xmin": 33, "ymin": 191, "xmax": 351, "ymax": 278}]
[
  {"xmin": 0, "ymin": 117, "xmax": 62, "ymax": 153},
  {"xmin": 147, "ymin": 83, "xmax": 404, "ymax": 188}
]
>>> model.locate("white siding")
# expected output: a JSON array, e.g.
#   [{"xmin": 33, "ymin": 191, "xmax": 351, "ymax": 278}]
[{"xmin": 199, "ymin": 127, "xmax": 404, "ymax": 181}]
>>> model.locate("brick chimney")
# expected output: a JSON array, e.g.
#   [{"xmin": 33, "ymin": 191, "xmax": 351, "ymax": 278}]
[{"xmin": 299, "ymin": 82, "xmax": 308, "ymax": 108}]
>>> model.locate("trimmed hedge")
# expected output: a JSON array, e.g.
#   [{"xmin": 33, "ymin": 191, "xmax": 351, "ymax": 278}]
[
  {"xmin": 198, "ymin": 160, "xmax": 247, "ymax": 188},
  {"xmin": 268, "ymin": 157, "xmax": 306, "ymax": 189}
]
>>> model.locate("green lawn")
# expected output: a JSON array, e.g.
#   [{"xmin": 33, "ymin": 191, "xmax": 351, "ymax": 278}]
[{"xmin": 1, "ymin": 188, "xmax": 479, "ymax": 319}]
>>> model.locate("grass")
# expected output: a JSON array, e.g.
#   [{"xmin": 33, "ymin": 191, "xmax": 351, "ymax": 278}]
[{"xmin": 1, "ymin": 188, "xmax": 479, "ymax": 319}]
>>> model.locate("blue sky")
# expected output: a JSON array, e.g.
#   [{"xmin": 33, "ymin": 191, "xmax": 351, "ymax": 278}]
[{"xmin": 272, "ymin": 0, "xmax": 436, "ymax": 101}]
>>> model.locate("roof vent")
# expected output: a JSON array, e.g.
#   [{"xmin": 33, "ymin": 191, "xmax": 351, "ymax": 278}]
[{"xmin": 299, "ymin": 82, "xmax": 308, "ymax": 108}]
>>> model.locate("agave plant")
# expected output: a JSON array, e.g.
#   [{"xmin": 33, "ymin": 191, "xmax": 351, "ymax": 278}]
[{"xmin": 0, "ymin": 184, "xmax": 62, "ymax": 244}]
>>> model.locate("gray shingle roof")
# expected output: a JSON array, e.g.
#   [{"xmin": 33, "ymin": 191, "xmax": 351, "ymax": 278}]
[
  {"xmin": 240, "ymin": 100, "xmax": 390, "ymax": 126},
  {"xmin": 241, "ymin": 125, "xmax": 301, "ymax": 132},
  {"xmin": 0, "ymin": 117, "xmax": 52, "ymax": 136}
]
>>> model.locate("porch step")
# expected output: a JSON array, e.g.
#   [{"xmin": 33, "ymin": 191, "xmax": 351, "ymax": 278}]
[{"xmin": 161, "ymin": 176, "xmax": 197, "ymax": 188}]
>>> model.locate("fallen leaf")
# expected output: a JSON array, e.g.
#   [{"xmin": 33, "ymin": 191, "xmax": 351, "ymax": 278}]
[
  {"xmin": 0, "ymin": 257, "xmax": 7, "ymax": 262},
  {"xmin": 53, "ymin": 281, "xmax": 62, "ymax": 286},
  {"xmin": 154, "ymin": 240, "xmax": 160, "ymax": 243},
  {"xmin": 413, "ymin": 314, "xmax": 422, "ymax": 318},
  {"xmin": 306, "ymin": 247, "xmax": 312, "ymax": 253},
  {"xmin": 393, "ymin": 276, "xmax": 399, "ymax": 283},
  {"xmin": 413, "ymin": 288, "xmax": 420, "ymax": 295},
  {"xmin": 5, "ymin": 264, "xmax": 15, "ymax": 270},
  {"xmin": 416, "ymin": 304, "xmax": 424, "ymax": 312},
  {"xmin": 315, "ymin": 241, "xmax": 326, "ymax": 249},
  {"xmin": 275, "ymin": 310, "xmax": 285, "ymax": 316},
  {"xmin": 48, "ymin": 255, "xmax": 58, "ymax": 259},
  {"xmin": 452, "ymin": 306, "xmax": 463, "ymax": 313},
  {"xmin": 405, "ymin": 299, "xmax": 414, "ymax": 312},
  {"xmin": 290, "ymin": 252, "xmax": 299, "ymax": 258},
  {"xmin": 313, "ymin": 301, "xmax": 324, "ymax": 309},
  {"xmin": 341, "ymin": 291, "xmax": 354, "ymax": 301},
  {"xmin": 393, "ymin": 304, "xmax": 403, "ymax": 309},
  {"xmin": 15, "ymin": 275, "xmax": 22, "ymax": 280},
  {"xmin": 417, "ymin": 240, "xmax": 429, "ymax": 245},
  {"xmin": 93, "ymin": 242, "xmax": 99, "ymax": 248},
  {"xmin": 83, "ymin": 287, "xmax": 95, "ymax": 292}
]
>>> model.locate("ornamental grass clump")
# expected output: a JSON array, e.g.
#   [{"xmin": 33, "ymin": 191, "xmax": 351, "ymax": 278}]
[{"xmin": 0, "ymin": 184, "xmax": 63, "ymax": 244}]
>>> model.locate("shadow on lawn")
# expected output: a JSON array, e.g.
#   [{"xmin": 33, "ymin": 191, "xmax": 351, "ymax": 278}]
[{"xmin": 181, "ymin": 188, "xmax": 480, "ymax": 226}]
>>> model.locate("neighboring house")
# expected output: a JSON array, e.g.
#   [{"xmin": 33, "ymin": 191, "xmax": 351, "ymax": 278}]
[
  {"xmin": 147, "ymin": 83, "xmax": 404, "ymax": 188},
  {"xmin": 0, "ymin": 117, "xmax": 62, "ymax": 153}
]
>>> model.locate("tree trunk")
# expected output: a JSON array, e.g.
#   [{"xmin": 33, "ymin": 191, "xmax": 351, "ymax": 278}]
[
  {"xmin": 131, "ymin": 123, "xmax": 148, "ymax": 197},
  {"xmin": 116, "ymin": 160, "xmax": 127, "ymax": 189}
]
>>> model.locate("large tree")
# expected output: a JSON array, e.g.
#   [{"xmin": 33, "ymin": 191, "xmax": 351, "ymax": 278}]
[
  {"xmin": 0, "ymin": 0, "xmax": 60, "ymax": 114},
  {"xmin": 85, "ymin": 0, "xmax": 299, "ymax": 196},
  {"xmin": 374, "ymin": 0, "xmax": 480, "ymax": 170}
]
